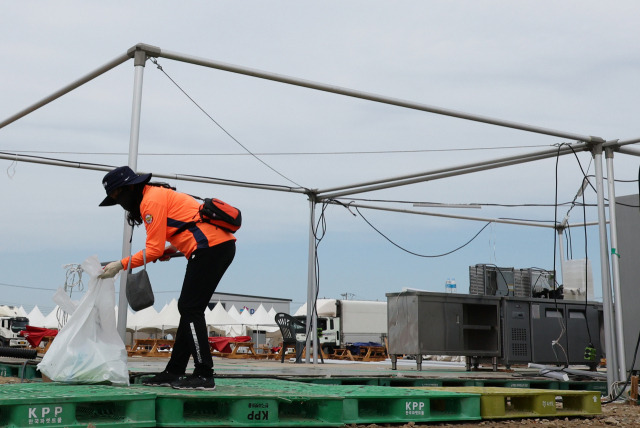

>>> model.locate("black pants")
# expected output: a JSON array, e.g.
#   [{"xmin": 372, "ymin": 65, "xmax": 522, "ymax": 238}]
[{"xmin": 165, "ymin": 240, "xmax": 235, "ymax": 377}]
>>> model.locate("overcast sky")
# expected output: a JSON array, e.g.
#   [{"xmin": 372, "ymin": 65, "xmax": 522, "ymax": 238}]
[{"xmin": 1, "ymin": 1, "xmax": 639, "ymax": 315}]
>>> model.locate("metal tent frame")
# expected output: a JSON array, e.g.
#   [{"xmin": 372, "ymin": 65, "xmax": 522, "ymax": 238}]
[{"xmin": 2, "ymin": 43, "xmax": 639, "ymax": 395}]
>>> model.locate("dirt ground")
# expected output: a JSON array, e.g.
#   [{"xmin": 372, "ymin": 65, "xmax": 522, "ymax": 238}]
[{"xmin": 0, "ymin": 376, "xmax": 25, "ymax": 385}]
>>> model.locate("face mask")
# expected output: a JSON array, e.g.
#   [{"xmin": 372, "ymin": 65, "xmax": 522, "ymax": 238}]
[{"xmin": 116, "ymin": 190, "xmax": 140, "ymax": 213}]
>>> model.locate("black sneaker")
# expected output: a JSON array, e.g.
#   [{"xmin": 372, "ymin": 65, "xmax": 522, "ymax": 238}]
[
  {"xmin": 142, "ymin": 370, "xmax": 180, "ymax": 387},
  {"xmin": 171, "ymin": 374, "xmax": 216, "ymax": 391}
]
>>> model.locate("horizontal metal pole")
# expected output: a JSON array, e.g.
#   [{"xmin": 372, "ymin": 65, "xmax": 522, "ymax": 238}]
[
  {"xmin": 0, "ymin": 152, "xmax": 307, "ymax": 194},
  {"xmin": 605, "ymin": 137, "xmax": 640, "ymax": 149},
  {"xmin": 156, "ymin": 48, "xmax": 600, "ymax": 143},
  {"xmin": 0, "ymin": 53, "xmax": 131, "ymax": 130},
  {"xmin": 319, "ymin": 143, "xmax": 587, "ymax": 196},
  {"xmin": 329, "ymin": 200, "xmax": 556, "ymax": 228},
  {"xmin": 154, "ymin": 172, "xmax": 307, "ymax": 194},
  {"xmin": 330, "ymin": 200, "xmax": 601, "ymax": 229},
  {"xmin": 617, "ymin": 146, "xmax": 640, "ymax": 157},
  {"xmin": 318, "ymin": 145, "xmax": 584, "ymax": 200}
]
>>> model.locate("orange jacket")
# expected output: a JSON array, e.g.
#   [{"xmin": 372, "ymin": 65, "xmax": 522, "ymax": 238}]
[{"xmin": 121, "ymin": 186, "xmax": 236, "ymax": 270}]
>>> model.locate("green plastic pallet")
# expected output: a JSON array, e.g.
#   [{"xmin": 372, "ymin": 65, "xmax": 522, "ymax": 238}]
[
  {"xmin": 288, "ymin": 376, "xmax": 607, "ymax": 394},
  {"xmin": 234, "ymin": 379, "xmax": 481, "ymax": 424},
  {"xmin": 312, "ymin": 383, "xmax": 479, "ymax": 424},
  {"xmin": 135, "ymin": 378, "xmax": 480, "ymax": 426},
  {"xmin": 132, "ymin": 379, "xmax": 343, "ymax": 427},
  {"xmin": 470, "ymin": 379, "xmax": 608, "ymax": 395},
  {"xmin": 418, "ymin": 387, "xmax": 601, "ymax": 419},
  {"xmin": 0, "ymin": 383, "xmax": 156, "ymax": 428},
  {"xmin": 0, "ymin": 363, "xmax": 40, "ymax": 380}
]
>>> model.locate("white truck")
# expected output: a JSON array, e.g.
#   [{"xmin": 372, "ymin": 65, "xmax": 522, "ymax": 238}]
[
  {"xmin": 294, "ymin": 299, "xmax": 387, "ymax": 353},
  {"xmin": 0, "ymin": 306, "xmax": 29, "ymax": 347}
]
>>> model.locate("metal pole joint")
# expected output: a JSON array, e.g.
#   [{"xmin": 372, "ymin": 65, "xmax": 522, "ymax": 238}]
[
  {"xmin": 306, "ymin": 190, "xmax": 319, "ymax": 202},
  {"xmin": 590, "ymin": 142, "xmax": 603, "ymax": 156},
  {"xmin": 127, "ymin": 43, "xmax": 162, "ymax": 62}
]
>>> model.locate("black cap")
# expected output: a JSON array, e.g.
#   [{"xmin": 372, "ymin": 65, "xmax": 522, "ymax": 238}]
[{"xmin": 99, "ymin": 166, "xmax": 152, "ymax": 206}]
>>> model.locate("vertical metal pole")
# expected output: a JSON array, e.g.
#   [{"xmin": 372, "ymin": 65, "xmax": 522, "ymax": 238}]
[
  {"xmin": 606, "ymin": 147, "xmax": 627, "ymax": 381},
  {"xmin": 116, "ymin": 49, "xmax": 147, "ymax": 340},
  {"xmin": 593, "ymin": 144, "xmax": 619, "ymax": 388},
  {"xmin": 305, "ymin": 197, "xmax": 318, "ymax": 364}
]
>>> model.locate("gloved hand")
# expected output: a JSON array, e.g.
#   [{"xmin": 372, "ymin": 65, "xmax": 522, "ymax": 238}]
[{"xmin": 98, "ymin": 261, "xmax": 124, "ymax": 279}]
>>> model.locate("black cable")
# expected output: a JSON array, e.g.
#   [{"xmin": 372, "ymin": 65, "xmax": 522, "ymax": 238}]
[
  {"xmin": 353, "ymin": 206, "xmax": 491, "ymax": 258},
  {"xmin": 602, "ymin": 327, "xmax": 640, "ymax": 404},
  {"xmin": 580, "ymin": 176, "xmax": 593, "ymax": 344},
  {"xmin": 564, "ymin": 147, "xmax": 640, "ymax": 208},
  {"xmin": 612, "ymin": 164, "xmax": 640, "ymax": 403},
  {"xmin": 562, "ymin": 145, "xmax": 595, "ymax": 344},
  {"xmin": 605, "ymin": 163, "xmax": 640, "ymax": 402},
  {"xmin": 608, "ymin": 163, "xmax": 640, "ymax": 402},
  {"xmin": 552, "ymin": 144, "xmax": 570, "ymax": 366},
  {"xmin": 566, "ymin": 223, "xmax": 573, "ymax": 260},
  {"xmin": 304, "ymin": 199, "xmax": 329, "ymax": 358}
]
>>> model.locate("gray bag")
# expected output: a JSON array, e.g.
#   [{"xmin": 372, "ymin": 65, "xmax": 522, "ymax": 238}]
[{"xmin": 126, "ymin": 249, "xmax": 154, "ymax": 311}]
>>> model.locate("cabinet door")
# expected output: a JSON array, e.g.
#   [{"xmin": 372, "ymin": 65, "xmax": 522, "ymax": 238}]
[
  {"xmin": 566, "ymin": 305, "xmax": 601, "ymax": 363},
  {"xmin": 444, "ymin": 303, "xmax": 464, "ymax": 352},
  {"xmin": 531, "ymin": 303, "xmax": 570, "ymax": 364},
  {"xmin": 416, "ymin": 301, "xmax": 463, "ymax": 354}
]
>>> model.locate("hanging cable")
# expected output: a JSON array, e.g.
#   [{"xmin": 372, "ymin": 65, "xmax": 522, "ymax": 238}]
[
  {"xmin": 552, "ymin": 143, "xmax": 569, "ymax": 366},
  {"xmin": 602, "ymin": 164, "xmax": 640, "ymax": 403},
  {"xmin": 579, "ymin": 176, "xmax": 593, "ymax": 345},
  {"xmin": 566, "ymin": 223, "xmax": 573, "ymax": 260},
  {"xmin": 306, "ymin": 199, "xmax": 329, "ymax": 359},
  {"xmin": 353, "ymin": 205, "xmax": 491, "ymax": 258},
  {"xmin": 148, "ymin": 58, "xmax": 306, "ymax": 190}
]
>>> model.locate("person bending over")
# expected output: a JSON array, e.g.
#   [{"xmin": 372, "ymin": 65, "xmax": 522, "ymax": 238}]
[{"xmin": 99, "ymin": 166, "xmax": 236, "ymax": 391}]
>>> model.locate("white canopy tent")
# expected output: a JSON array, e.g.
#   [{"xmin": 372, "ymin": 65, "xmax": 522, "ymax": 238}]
[
  {"xmin": 42, "ymin": 306, "xmax": 60, "ymax": 330},
  {"xmin": 126, "ymin": 306, "xmax": 159, "ymax": 333},
  {"xmin": 17, "ymin": 306, "xmax": 27, "ymax": 318},
  {"xmin": 26, "ymin": 306, "xmax": 46, "ymax": 327},
  {"xmin": 206, "ymin": 301, "xmax": 245, "ymax": 336},
  {"xmin": 248, "ymin": 304, "xmax": 279, "ymax": 333},
  {"xmin": 1, "ymin": 42, "xmax": 638, "ymax": 396},
  {"xmin": 152, "ymin": 298, "xmax": 180, "ymax": 333}
]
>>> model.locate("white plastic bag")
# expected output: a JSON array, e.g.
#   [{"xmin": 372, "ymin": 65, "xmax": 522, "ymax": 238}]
[{"xmin": 38, "ymin": 255, "xmax": 129, "ymax": 385}]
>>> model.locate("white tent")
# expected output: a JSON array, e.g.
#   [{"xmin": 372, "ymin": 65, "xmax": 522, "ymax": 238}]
[
  {"xmin": 158, "ymin": 302, "xmax": 169, "ymax": 314},
  {"xmin": 17, "ymin": 306, "xmax": 28, "ymax": 318},
  {"xmin": 27, "ymin": 305, "xmax": 46, "ymax": 327},
  {"xmin": 239, "ymin": 307, "xmax": 252, "ymax": 319},
  {"xmin": 227, "ymin": 305, "xmax": 242, "ymax": 323},
  {"xmin": 153, "ymin": 299, "xmax": 180, "ymax": 332},
  {"xmin": 249, "ymin": 304, "xmax": 279, "ymax": 333},
  {"xmin": 267, "ymin": 307, "xmax": 277, "ymax": 319},
  {"xmin": 126, "ymin": 306, "xmax": 158, "ymax": 332},
  {"xmin": 206, "ymin": 301, "xmax": 244, "ymax": 336},
  {"xmin": 42, "ymin": 306, "xmax": 60, "ymax": 329},
  {"xmin": 239, "ymin": 307, "xmax": 252, "ymax": 330}
]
